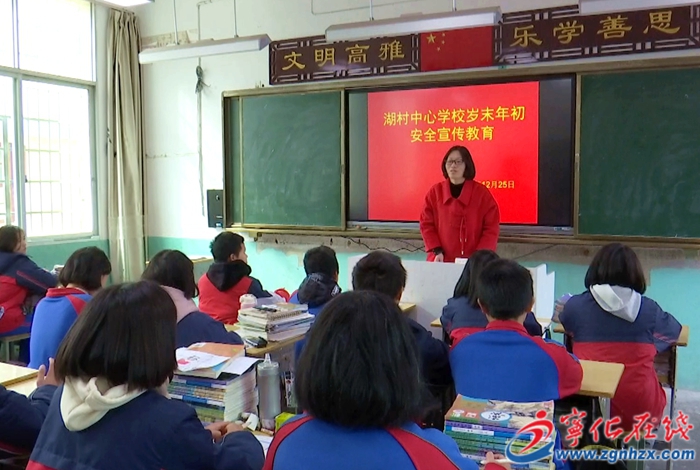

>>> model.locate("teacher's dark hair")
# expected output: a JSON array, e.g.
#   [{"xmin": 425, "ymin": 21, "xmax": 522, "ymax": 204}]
[
  {"xmin": 453, "ymin": 250, "xmax": 499, "ymax": 307},
  {"xmin": 584, "ymin": 243, "xmax": 646, "ymax": 294},
  {"xmin": 295, "ymin": 291, "xmax": 424, "ymax": 428},
  {"xmin": 441, "ymin": 145, "xmax": 476, "ymax": 180}
]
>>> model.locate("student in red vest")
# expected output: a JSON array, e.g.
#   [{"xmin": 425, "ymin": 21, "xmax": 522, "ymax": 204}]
[
  {"xmin": 0, "ymin": 225, "xmax": 57, "ymax": 362},
  {"xmin": 198, "ymin": 232, "xmax": 272, "ymax": 324},
  {"xmin": 263, "ymin": 290, "xmax": 506, "ymax": 470},
  {"xmin": 29, "ymin": 247, "xmax": 112, "ymax": 369}
]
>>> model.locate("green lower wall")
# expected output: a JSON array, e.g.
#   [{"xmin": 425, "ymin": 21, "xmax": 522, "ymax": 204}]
[
  {"xmin": 148, "ymin": 236, "xmax": 699, "ymax": 391},
  {"xmin": 27, "ymin": 239, "xmax": 110, "ymax": 270}
]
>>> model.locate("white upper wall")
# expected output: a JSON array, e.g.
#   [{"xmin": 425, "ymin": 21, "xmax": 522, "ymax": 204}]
[{"xmin": 134, "ymin": 0, "xmax": 572, "ymax": 239}]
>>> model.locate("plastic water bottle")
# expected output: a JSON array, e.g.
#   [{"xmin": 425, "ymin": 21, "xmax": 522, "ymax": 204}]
[
  {"xmin": 257, "ymin": 353, "xmax": 281, "ymax": 430},
  {"xmin": 240, "ymin": 294, "xmax": 257, "ymax": 311}
]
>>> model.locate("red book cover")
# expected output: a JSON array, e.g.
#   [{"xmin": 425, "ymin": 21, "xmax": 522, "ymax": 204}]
[{"xmin": 420, "ymin": 27, "xmax": 494, "ymax": 72}]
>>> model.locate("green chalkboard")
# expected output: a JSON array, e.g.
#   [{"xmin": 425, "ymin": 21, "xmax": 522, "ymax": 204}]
[
  {"xmin": 228, "ymin": 91, "xmax": 343, "ymax": 228},
  {"xmin": 579, "ymin": 68, "xmax": 700, "ymax": 238}
]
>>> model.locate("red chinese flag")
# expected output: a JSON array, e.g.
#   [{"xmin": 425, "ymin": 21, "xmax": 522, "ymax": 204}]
[{"xmin": 420, "ymin": 27, "xmax": 494, "ymax": 72}]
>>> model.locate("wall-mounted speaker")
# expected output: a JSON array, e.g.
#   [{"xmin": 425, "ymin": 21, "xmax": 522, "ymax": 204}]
[{"xmin": 207, "ymin": 189, "xmax": 224, "ymax": 228}]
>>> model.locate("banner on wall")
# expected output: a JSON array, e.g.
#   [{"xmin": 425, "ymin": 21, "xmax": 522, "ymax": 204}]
[
  {"xmin": 497, "ymin": 4, "xmax": 700, "ymax": 65},
  {"xmin": 269, "ymin": 35, "xmax": 419, "ymax": 84},
  {"xmin": 268, "ymin": 4, "xmax": 700, "ymax": 85}
]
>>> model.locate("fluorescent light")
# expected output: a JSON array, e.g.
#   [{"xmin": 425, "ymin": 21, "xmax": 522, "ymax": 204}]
[
  {"xmin": 93, "ymin": 0, "xmax": 153, "ymax": 7},
  {"xmin": 138, "ymin": 35, "xmax": 271, "ymax": 64},
  {"xmin": 580, "ymin": 0, "xmax": 694, "ymax": 15},
  {"xmin": 325, "ymin": 8, "xmax": 501, "ymax": 43}
]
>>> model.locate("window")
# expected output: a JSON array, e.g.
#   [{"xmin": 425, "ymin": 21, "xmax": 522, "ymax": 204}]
[
  {"xmin": 22, "ymin": 81, "xmax": 93, "ymax": 237},
  {"xmin": 17, "ymin": 0, "xmax": 93, "ymax": 81},
  {"xmin": 0, "ymin": 76, "xmax": 17, "ymax": 227},
  {"xmin": 0, "ymin": 0, "xmax": 13, "ymax": 68},
  {"xmin": 0, "ymin": 0, "xmax": 96, "ymax": 239}
]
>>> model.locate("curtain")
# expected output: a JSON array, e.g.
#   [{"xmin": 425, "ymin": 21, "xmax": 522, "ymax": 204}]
[{"xmin": 107, "ymin": 10, "xmax": 145, "ymax": 283}]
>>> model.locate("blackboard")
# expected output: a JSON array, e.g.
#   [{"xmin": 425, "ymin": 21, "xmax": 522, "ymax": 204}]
[
  {"xmin": 579, "ymin": 68, "xmax": 700, "ymax": 238},
  {"xmin": 226, "ymin": 91, "xmax": 343, "ymax": 228}
]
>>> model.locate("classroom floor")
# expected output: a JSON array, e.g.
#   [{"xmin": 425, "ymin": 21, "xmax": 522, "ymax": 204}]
[{"xmin": 647, "ymin": 390, "xmax": 699, "ymax": 470}]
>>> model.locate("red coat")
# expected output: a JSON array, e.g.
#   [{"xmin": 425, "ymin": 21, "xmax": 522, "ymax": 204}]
[{"xmin": 419, "ymin": 180, "xmax": 500, "ymax": 262}]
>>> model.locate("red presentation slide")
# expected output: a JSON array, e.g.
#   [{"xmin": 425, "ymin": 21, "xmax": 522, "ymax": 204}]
[{"xmin": 367, "ymin": 81, "xmax": 540, "ymax": 224}]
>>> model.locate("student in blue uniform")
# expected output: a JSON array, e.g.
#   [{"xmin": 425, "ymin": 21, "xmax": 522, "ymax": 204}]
[
  {"xmin": 0, "ymin": 360, "xmax": 59, "ymax": 459},
  {"xmin": 27, "ymin": 281, "xmax": 264, "ymax": 470},
  {"xmin": 558, "ymin": 243, "xmax": 681, "ymax": 431},
  {"xmin": 450, "ymin": 259, "xmax": 582, "ymax": 470},
  {"xmin": 142, "ymin": 250, "xmax": 243, "ymax": 348},
  {"xmin": 441, "ymin": 250, "xmax": 542, "ymax": 345},
  {"xmin": 29, "ymin": 247, "xmax": 112, "ymax": 369},
  {"xmin": 264, "ymin": 291, "xmax": 506, "ymax": 470},
  {"xmin": 289, "ymin": 246, "xmax": 341, "ymax": 358},
  {"xmin": 352, "ymin": 251, "xmax": 452, "ymax": 428}
]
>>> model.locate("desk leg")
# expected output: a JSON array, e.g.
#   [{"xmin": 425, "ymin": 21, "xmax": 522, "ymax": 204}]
[{"xmin": 598, "ymin": 397, "xmax": 611, "ymax": 422}]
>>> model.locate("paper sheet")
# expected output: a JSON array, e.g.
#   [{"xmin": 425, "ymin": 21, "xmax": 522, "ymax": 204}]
[
  {"xmin": 255, "ymin": 434, "xmax": 273, "ymax": 455},
  {"xmin": 222, "ymin": 356, "xmax": 260, "ymax": 376},
  {"xmin": 175, "ymin": 348, "xmax": 229, "ymax": 372}
]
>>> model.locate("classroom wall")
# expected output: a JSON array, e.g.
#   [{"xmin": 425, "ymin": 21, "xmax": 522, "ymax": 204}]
[{"xmin": 136, "ymin": 0, "xmax": 700, "ymax": 391}]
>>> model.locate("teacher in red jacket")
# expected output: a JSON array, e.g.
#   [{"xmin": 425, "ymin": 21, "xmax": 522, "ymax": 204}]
[{"xmin": 420, "ymin": 145, "xmax": 500, "ymax": 262}]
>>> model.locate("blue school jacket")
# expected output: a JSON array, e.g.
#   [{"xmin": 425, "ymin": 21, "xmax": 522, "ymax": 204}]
[
  {"xmin": 440, "ymin": 296, "xmax": 543, "ymax": 344},
  {"xmin": 450, "ymin": 321, "xmax": 582, "ymax": 470},
  {"xmin": 0, "ymin": 385, "xmax": 56, "ymax": 459},
  {"xmin": 263, "ymin": 415, "xmax": 485, "ymax": 470},
  {"xmin": 289, "ymin": 292, "xmax": 325, "ymax": 360},
  {"xmin": 29, "ymin": 288, "xmax": 91, "ymax": 369},
  {"xmin": 27, "ymin": 386, "xmax": 264, "ymax": 470},
  {"xmin": 560, "ymin": 287, "xmax": 681, "ymax": 430},
  {"xmin": 177, "ymin": 310, "xmax": 244, "ymax": 349}
]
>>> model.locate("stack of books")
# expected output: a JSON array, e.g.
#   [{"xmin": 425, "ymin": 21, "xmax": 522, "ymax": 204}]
[
  {"xmin": 237, "ymin": 304, "xmax": 314, "ymax": 342},
  {"xmin": 444, "ymin": 396, "xmax": 555, "ymax": 470},
  {"xmin": 169, "ymin": 343, "xmax": 260, "ymax": 425}
]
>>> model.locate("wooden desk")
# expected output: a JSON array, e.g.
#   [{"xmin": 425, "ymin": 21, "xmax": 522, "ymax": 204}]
[
  {"xmin": 7, "ymin": 377, "xmax": 37, "ymax": 396},
  {"xmin": 400, "ymin": 303, "xmax": 416, "ymax": 314},
  {"xmin": 0, "ymin": 362, "xmax": 37, "ymax": 387},
  {"xmin": 245, "ymin": 334, "xmax": 306, "ymax": 359},
  {"xmin": 578, "ymin": 360, "xmax": 624, "ymax": 399}
]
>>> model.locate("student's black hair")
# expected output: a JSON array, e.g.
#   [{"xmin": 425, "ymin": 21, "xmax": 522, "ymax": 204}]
[
  {"xmin": 352, "ymin": 250, "xmax": 406, "ymax": 300},
  {"xmin": 0, "ymin": 225, "xmax": 24, "ymax": 253},
  {"xmin": 303, "ymin": 246, "xmax": 339, "ymax": 278},
  {"xmin": 58, "ymin": 247, "xmax": 112, "ymax": 292},
  {"xmin": 55, "ymin": 281, "xmax": 178, "ymax": 391},
  {"xmin": 142, "ymin": 250, "xmax": 198, "ymax": 299},
  {"xmin": 477, "ymin": 259, "xmax": 533, "ymax": 321},
  {"xmin": 453, "ymin": 250, "xmax": 500, "ymax": 307},
  {"xmin": 210, "ymin": 232, "xmax": 245, "ymax": 263},
  {"xmin": 441, "ymin": 145, "xmax": 477, "ymax": 180},
  {"xmin": 295, "ymin": 291, "xmax": 424, "ymax": 428},
  {"xmin": 584, "ymin": 243, "xmax": 647, "ymax": 294}
]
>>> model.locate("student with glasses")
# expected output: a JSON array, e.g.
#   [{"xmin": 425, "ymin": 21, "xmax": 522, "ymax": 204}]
[{"xmin": 419, "ymin": 145, "xmax": 500, "ymax": 263}]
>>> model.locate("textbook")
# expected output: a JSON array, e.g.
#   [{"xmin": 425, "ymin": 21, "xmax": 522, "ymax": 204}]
[
  {"xmin": 175, "ymin": 343, "xmax": 245, "ymax": 379},
  {"xmin": 237, "ymin": 303, "xmax": 313, "ymax": 342},
  {"xmin": 169, "ymin": 362, "xmax": 259, "ymax": 425},
  {"xmin": 445, "ymin": 396, "xmax": 555, "ymax": 470}
]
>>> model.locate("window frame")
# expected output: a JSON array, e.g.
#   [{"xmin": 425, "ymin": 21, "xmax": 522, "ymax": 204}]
[
  {"xmin": 0, "ymin": 66, "xmax": 98, "ymax": 242},
  {"xmin": 0, "ymin": 0, "xmax": 98, "ymax": 242}
]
